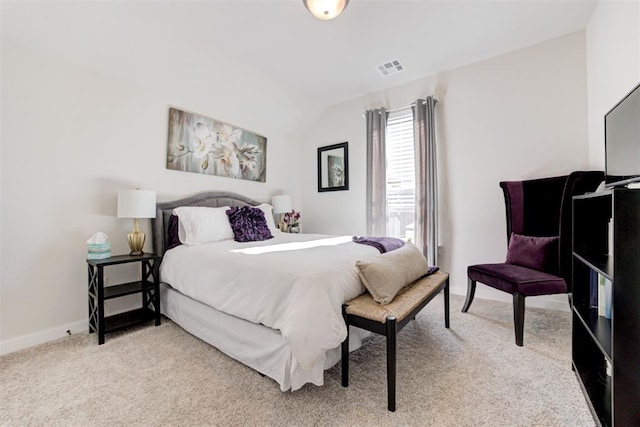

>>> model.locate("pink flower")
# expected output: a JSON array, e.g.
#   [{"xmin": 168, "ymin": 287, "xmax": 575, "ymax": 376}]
[{"xmin": 283, "ymin": 210, "xmax": 300, "ymax": 227}]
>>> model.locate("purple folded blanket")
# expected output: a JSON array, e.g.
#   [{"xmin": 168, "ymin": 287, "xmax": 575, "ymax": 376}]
[
  {"xmin": 352, "ymin": 236, "xmax": 405, "ymax": 254},
  {"xmin": 426, "ymin": 266, "xmax": 439, "ymax": 276}
]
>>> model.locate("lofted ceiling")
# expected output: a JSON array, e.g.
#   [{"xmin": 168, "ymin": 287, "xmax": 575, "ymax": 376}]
[{"xmin": 2, "ymin": 0, "xmax": 597, "ymax": 114}]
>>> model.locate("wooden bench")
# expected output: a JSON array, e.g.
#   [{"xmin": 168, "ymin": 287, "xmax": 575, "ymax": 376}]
[{"xmin": 341, "ymin": 270, "xmax": 450, "ymax": 412}]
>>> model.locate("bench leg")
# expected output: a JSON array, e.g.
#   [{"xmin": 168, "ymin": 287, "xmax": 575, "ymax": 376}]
[
  {"xmin": 341, "ymin": 305, "xmax": 349, "ymax": 387},
  {"xmin": 386, "ymin": 316, "xmax": 397, "ymax": 412},
  {"xmin": 462, "ymin": 278, "xmax": 476, "ymax": 312},
  {"xmin": 444, "ymin": 278, "xmax": 450, "ymax": 328}
]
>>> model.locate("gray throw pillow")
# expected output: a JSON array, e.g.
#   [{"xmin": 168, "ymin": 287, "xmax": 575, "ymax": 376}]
[{"xmin": 356, "ymin": 242, "xmax": 429, "ymax": 305}]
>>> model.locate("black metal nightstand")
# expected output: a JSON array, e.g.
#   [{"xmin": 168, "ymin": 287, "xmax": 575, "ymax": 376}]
[{"xmin": 86, "ymin": 253, "xmax": 161, "ymax": 344}]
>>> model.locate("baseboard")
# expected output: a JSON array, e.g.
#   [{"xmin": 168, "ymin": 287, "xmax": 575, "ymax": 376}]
[
  {"xmin": 525, "ymin": 297, "xmax": 571, "ymax": 312},
  {"xmin": 0, "ymin": 319, "xmax": 87, "ymax": 355},
  {"xmin": 0, "ymin": 297, "xmax": 144, "ymax": 355},
  {"xmin": 451, "ymin": 289, "xmax": 571, "ymax": 313}
]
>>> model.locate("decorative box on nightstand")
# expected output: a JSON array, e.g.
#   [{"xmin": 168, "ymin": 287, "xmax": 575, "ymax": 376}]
[{"xmin": 86, "ymin": 253, "xmax": 161, "ymax": 344}]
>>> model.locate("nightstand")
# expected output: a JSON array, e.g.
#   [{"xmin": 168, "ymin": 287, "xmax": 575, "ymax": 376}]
[{"xmin": 86, "ymin": 253, "xmax": 161, "ymax": 344}]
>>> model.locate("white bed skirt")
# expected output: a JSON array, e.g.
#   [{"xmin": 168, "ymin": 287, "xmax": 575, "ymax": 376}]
[{"xmin": 160, "ymin": 283, "xmax": 368, "ymax": 391}]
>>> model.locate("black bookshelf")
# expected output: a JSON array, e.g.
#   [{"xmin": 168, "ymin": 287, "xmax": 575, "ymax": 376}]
[{"xmin": 572, "ymin": 188, "xmax": 640, "ymax": 426}]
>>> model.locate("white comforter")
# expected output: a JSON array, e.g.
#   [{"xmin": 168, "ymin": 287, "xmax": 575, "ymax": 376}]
[{"xmin": 159, "ymin": 233, "xmax": 379, "ymax": 371}]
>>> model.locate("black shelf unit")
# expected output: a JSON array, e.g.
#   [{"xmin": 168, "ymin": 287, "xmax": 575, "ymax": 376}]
[
  {"xmin": 87, "ymin": 253, "xmax": 161, "ymax": 344},
  {"xmin": 572, "ymin": 188, "xmax": 640, "ymax": 426}
]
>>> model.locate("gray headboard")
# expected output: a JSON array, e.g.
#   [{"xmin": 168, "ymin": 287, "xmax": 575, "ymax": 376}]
[{"xmin": 152, "ymin": 191, "xmax": 261, "ymax": 258}]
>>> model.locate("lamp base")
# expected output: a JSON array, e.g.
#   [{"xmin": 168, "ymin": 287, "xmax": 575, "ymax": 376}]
[
  {"xmin": 127, "ymin": 229, "xmax": 146, "ymax": 256},
  {"xmin": 278, "ymin": 215, "xmax": 288, "ymax": 232}
]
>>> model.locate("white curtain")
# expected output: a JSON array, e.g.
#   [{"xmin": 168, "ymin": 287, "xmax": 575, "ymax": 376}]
[
  {"xmin": 413, "ymin": 97, "xmax": 438, "ymax": 266},
  {"xmin": 365, "ymin": 108, "xmax": 388, "ymax": 236}
]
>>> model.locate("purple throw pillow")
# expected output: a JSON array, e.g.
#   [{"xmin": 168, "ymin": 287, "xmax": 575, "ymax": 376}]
[
  {"xmin": 166, "ymin": 214, "xmax": 182, "ymax": 250},
  {"xmin": 505, "ymin": 233, "xmax": 559, "ymax": 275},
  {"xmin": 226, "ymin": 206, "xmax": 273, "ymax": 243}
]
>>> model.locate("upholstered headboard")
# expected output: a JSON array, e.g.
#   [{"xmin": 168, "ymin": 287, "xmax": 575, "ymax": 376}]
[{"xmin": 151, "ymin": 191, "xmax": 261, "ymax": 258}]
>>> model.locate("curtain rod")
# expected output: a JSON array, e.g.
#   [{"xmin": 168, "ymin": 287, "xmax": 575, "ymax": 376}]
[{"xmin": 362, "ymin": 98, "xmax": 438, "ymax": 117}]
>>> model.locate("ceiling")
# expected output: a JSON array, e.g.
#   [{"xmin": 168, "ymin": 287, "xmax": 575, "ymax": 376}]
[{"xmin": 2, "ymin": 0, "xmax": 597, "ymax": 113}]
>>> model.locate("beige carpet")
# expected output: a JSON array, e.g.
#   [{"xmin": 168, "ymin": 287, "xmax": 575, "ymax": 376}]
[{"xmin": 0, "ymin": 295, "xmax": 595, "ymax": 426}]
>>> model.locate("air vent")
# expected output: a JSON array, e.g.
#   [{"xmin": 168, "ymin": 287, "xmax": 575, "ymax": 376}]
[{"xmin": 376, "ymin": 59, "xmax": 404, "ymax": 76}]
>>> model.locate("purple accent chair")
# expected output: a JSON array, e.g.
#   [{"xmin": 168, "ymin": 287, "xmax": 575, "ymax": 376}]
[{"xmin": 462, "ymin": 171, "xmax": 603, "ymax": 346}]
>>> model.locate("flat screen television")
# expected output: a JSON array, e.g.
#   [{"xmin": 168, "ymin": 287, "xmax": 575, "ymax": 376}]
[{"xmin": 605, "ymin": 82, "xmax": 640, "ymax": 188}]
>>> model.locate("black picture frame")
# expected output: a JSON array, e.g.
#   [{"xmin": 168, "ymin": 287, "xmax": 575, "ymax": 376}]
[{"xmin": 317, "ymin": 142, "xmax": 349, "ymax": 192}]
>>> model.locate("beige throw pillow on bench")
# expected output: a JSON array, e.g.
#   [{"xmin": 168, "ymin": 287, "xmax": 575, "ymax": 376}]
[{"xmin": 356, "ymin": 242, "xmax": 429, "ymax": 305}]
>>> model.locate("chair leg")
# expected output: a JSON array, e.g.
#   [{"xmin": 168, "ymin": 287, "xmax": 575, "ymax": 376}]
[
  {"xmin": 462, "ymin": 278, "xmax": 476, "ymax": 312},
  {"xmin": 341, "ymin": 305, "xmax": 349, "ymax": 387},
  {"xmin": 444, "ymin": 278, "xmax": 450, "ymax": 328},
  {"xmin": 513, "ymin": 293, "xmax": 525, "ymax": 346},
  {"xmin": 386, "ymin": 316, "xmax": 397, "ymax": 412}
]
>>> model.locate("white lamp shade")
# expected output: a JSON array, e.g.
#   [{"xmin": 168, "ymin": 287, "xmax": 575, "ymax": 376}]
[
  {"xmin": 117, "ymin": 190, "xmax": 156, "ymax": 219},
  {"xmin": 303, "ymin": 0, "xmax": 349, "ymax": 20},
  {"xmin": 271, "ymin": 195, "xmax": 292, "ymax": 214}
]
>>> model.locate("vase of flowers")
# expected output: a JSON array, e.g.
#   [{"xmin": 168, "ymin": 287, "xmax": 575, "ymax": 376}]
[{"xmin": 283, "ymin": 210, "xmax": 301, "ymax": 233}]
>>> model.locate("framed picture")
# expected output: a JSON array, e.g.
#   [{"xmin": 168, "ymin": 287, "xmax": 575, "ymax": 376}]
[
  {"xmin": 317, "ymin": 142, "xmax": 349, "ymax": 192},
  {"xmin": 166, "ymin": 107, "xmax": 267, "ymax": 182}
]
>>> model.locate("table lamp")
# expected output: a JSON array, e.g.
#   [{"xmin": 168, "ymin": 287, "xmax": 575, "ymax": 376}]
[
  {"xmin": 117, "ymin": 189, "xmax": 156, "ymax": 255},
  {"xmin": 271, "ymin": 195, "xmax": 292, "ymax": 232}
]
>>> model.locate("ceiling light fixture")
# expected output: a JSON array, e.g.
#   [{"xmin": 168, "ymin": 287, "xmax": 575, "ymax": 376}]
[{"xmin": 303, "ymin": 0, "xmax": 350, "ymax": 21}]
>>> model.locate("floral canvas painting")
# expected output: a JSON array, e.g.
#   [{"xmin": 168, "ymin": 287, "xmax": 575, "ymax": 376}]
[{"xmin": 166, "ymin": 108, "xmax": 267, "ymax": 182}]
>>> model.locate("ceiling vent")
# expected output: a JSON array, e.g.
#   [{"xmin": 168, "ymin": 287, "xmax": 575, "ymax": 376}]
[{"xmin": 376, "ymin": 59, "xmax": 404, "ymax": 76}]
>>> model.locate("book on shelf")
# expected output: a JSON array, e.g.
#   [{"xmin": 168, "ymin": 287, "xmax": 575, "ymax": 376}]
[
  {"xmin": 597, "ymin": 272, "xmax": 612, "ymax": 319},
  {"xmin": 604, "ymin": 276, "xmax": 612, "ymax": 320},
  {"xmin": 608, "ymin": 219, "xmax": 613, "ymax": 256},
  {"xmin": 589, "ymin": 270, "xmax": 598, "ymax": 309}
]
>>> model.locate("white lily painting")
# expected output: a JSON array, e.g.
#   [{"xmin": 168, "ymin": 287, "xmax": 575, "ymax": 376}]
[{"xmin": 167, "ymin": 108, "xmax": 267, "ymax": 182}]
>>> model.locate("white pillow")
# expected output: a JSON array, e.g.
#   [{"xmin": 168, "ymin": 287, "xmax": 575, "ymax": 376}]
[
  {"xmin": 172, "ymin": 206, "xmax": 234, "ymax": 246},
  {"xmin": 256, "ymin": 203, "xmax": 280, "ymax": 235}
]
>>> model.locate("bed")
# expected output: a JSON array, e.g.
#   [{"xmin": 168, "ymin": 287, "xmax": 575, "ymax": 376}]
[{"xmin": 151, "ymin": 191, "xmax": 379, "ymax": 391}]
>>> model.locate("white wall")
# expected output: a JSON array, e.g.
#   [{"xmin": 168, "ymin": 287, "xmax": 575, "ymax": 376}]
[
  {"xmin": 300, "ymin": 32, "xmax": 591, "ymax": 310},
  {"xmin": 586, "ymin": 0, "xmax": 640, "ymax": 168},
  {"xmin": 0, "ymin": 37, "xmax": 305, "ymax": 353}
]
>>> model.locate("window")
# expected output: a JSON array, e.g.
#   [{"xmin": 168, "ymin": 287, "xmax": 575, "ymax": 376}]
[{"xmin": 385, "ymin": 107, "xmax": 415, "ymax": 241}]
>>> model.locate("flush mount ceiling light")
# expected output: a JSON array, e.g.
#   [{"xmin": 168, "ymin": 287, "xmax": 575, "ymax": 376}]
[{"xmin": 303, "ymin": 0, "xmax": 350, "ymax": 20}]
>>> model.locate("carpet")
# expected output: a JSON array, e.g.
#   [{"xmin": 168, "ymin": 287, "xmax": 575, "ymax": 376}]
[{"xmin": 0, "ymin": 295, "xmax": 595, "ymax": 426}]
